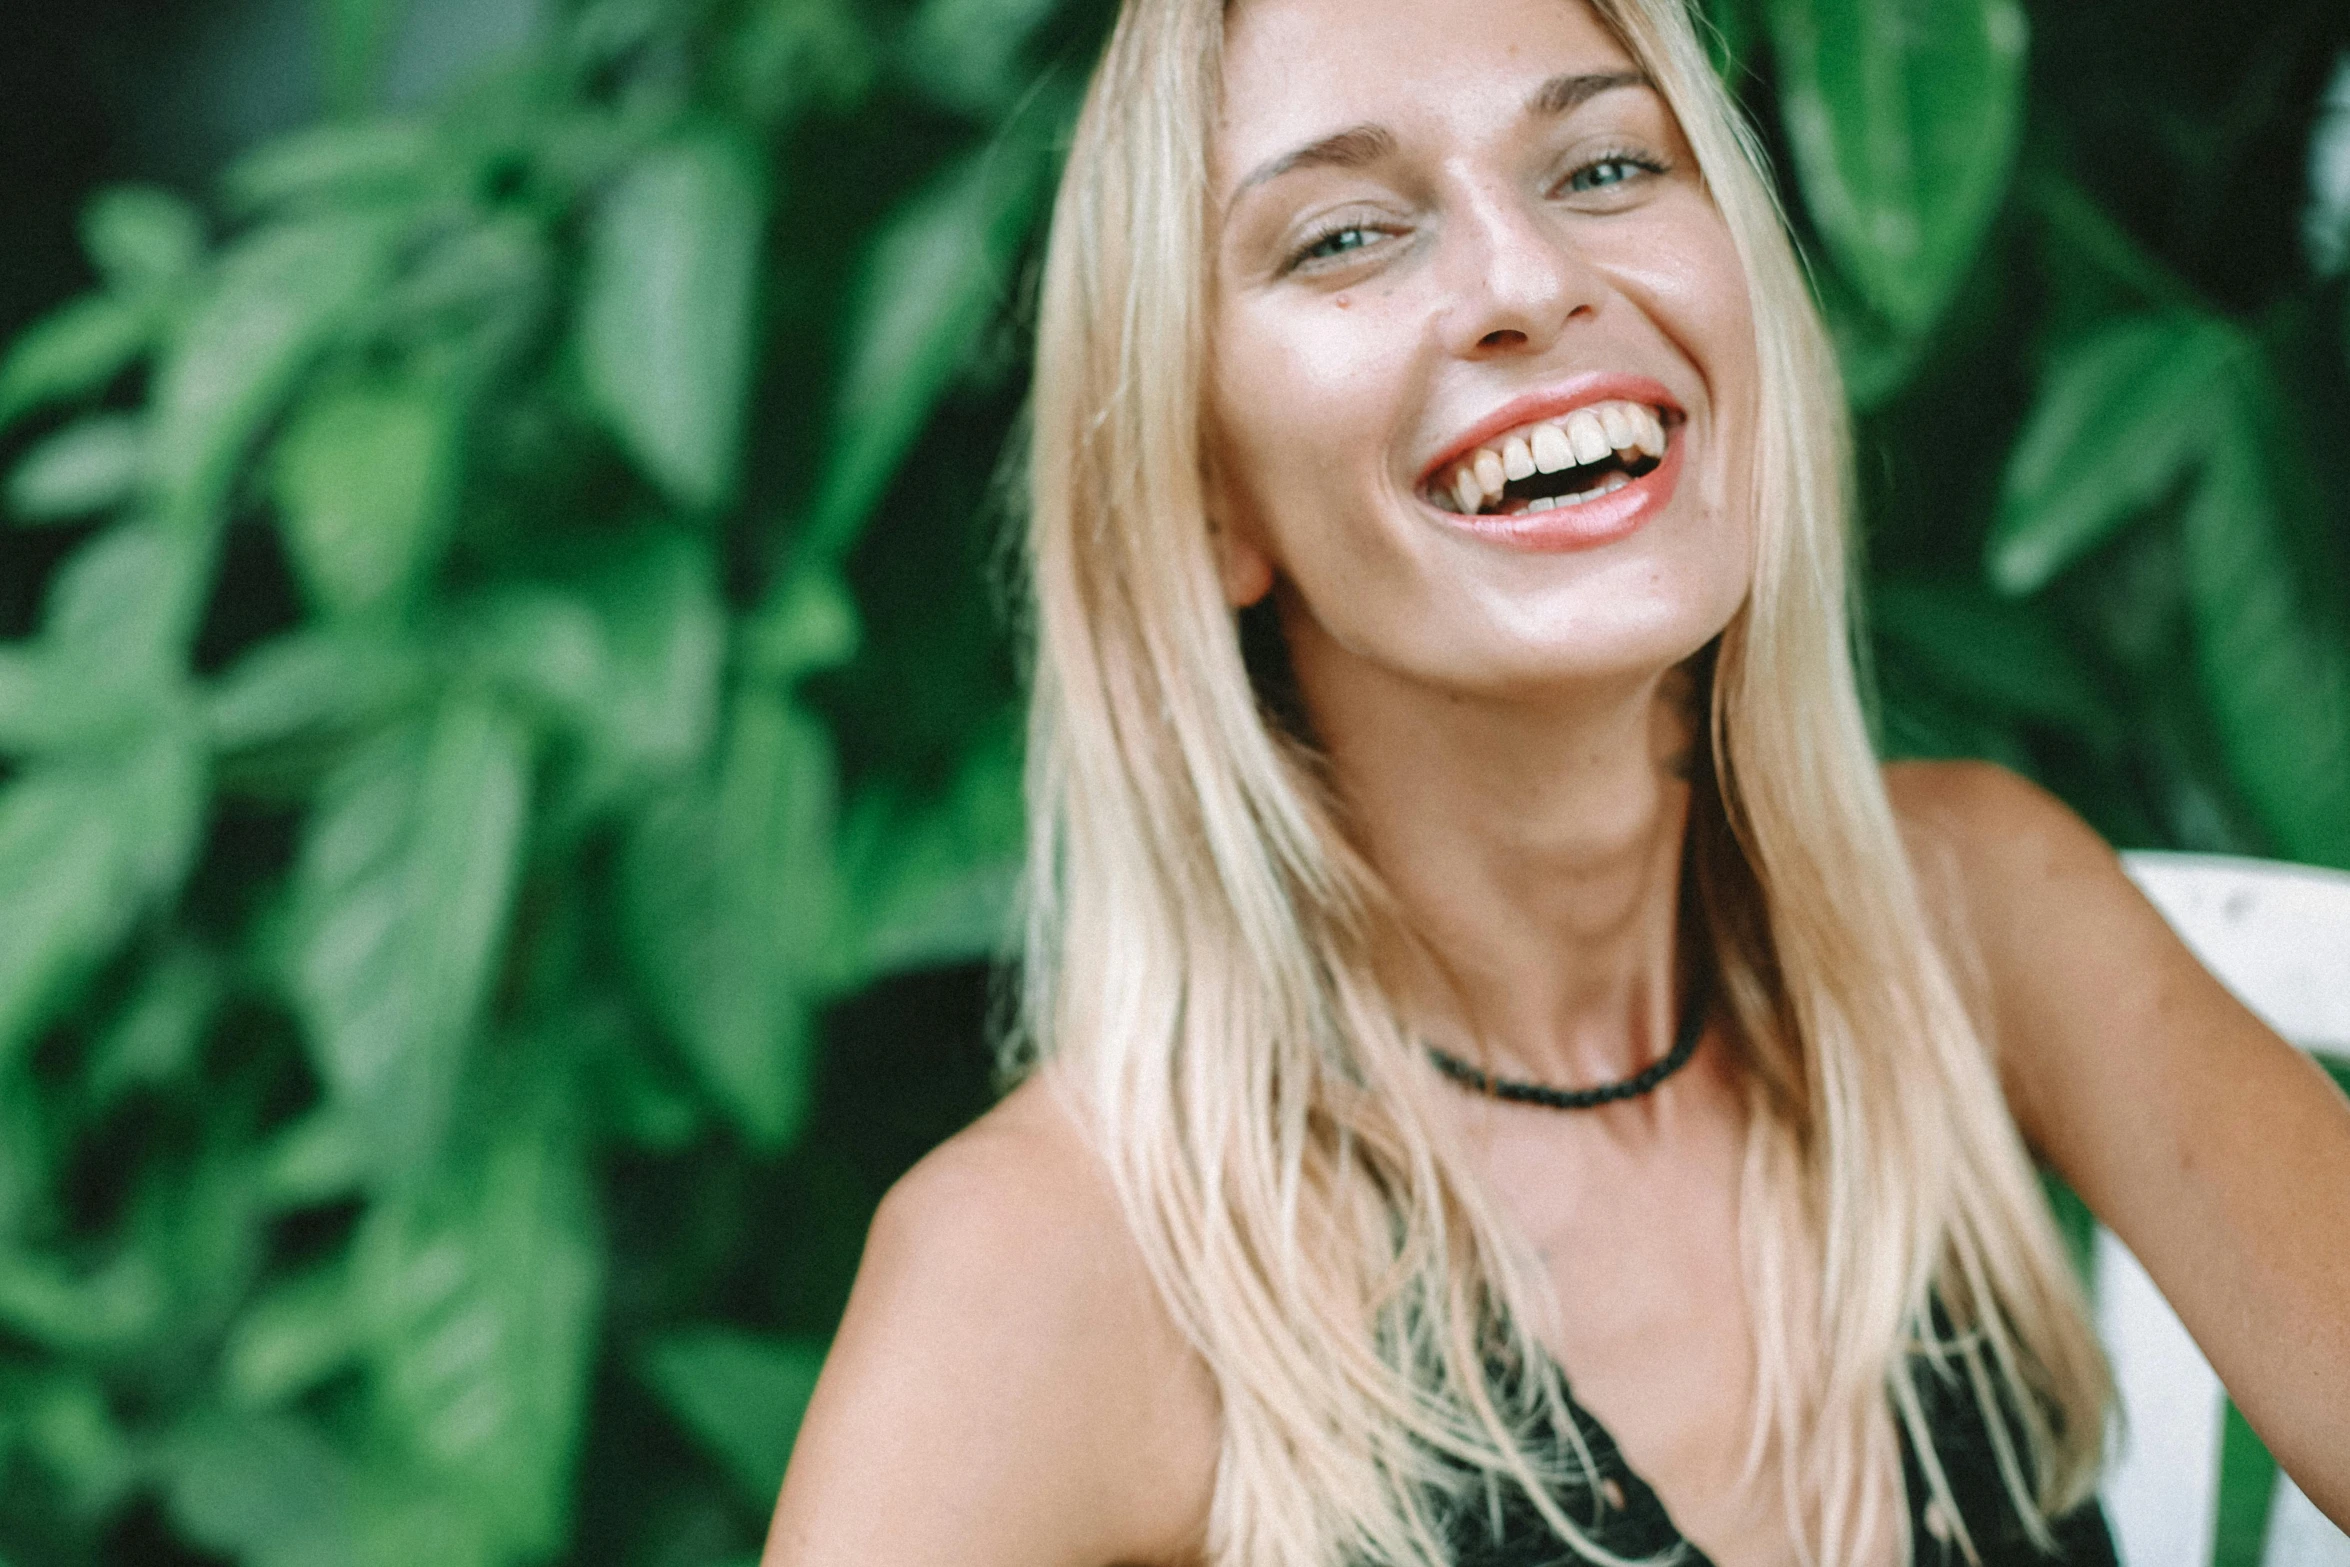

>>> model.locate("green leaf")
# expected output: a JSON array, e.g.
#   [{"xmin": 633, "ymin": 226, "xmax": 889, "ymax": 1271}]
[
  {"xmin": 86, "ymin": 939, "xmax": 222, "ymax": 1104},
  {"xmin": 0, "ymin": 646, "xmax": 159, "ymax": 758},
  {"xmin": 574, "ymin": 528, "xmax": 726, "ymax": 786},
  {"xmin": 1699, "ymin": 0, "xmax": 1760, "ymax": 83},
  {"xmin": 159, "ymin": 1409, "xmax": 361, "ymax": 1567},
  {"xmin": 579, "ymin": 1013, "xmax": 702, "ymax": 1150},
  {"xmin": 256, "ymin": 1107, "xmax": 371, "ymax": 1208},
  {"xmin": 223, "ymin": 119, "xmax": 439, "ymax": 213},
  {"xmin": 46, "ymin": 519, "xmax": 218, "ymax": 674},
  {"xmin": 621, "ymin": 689, "xmax": 837, "ymax": 1148},
  {"xmin": 270, "ymin": 376, "xmax": 459, "ymax": 617},
  {"xmin": 638, "ymin": 1327, "xmax": 826, "ymax": 1503},
  {"xmin": 463, "ymin": 586, "xmax": 609, "ymax": 728},
  {"xmin": 0, "ymin": 735, "xmax": 205, "ymax": 1063},
  {"xmin": 82, "ymin": 184, "xmax": 205, "ymax": 298},
  {"xmin": 1872, "ymin": 674, "xmax": 2034, "ymax": 771},
  {"xmin": 0, "ymin": 525, "xmax": 210, "ymax": 755},
  {"xmin": 147, "ymin": 212, "xmax": 401, "ymax": 533},
  {"xmin": 1771, "ymin": 0, "xmax": 2027, "ymax": 337},
  {"xmin": 838, "ymin": 723, "xmax": 1023, "ymax": 980},
  {"xmin": 2211, "ymin": 1399, "xmax": 2280, "ymax": 1567},
  {"xmin": 490, "ymin": 529, "xmax": 728, "ymax": 835},
  {"xmin": 6, "ymin": 413, "xmax": 144, "ymax": 523},
  {"xmin": 0, "ymin": 1243, "xmax": 169, "ymax": 1356},
  {"xmin": 1869, "ymin": 579, "xmax": 2115, "ymax": 738},
  {"xmin": 224, "ymin": 1259, "xmax": 361, "ymax": 1409},
  {"xmin": 2019, "ymin": 172, "xmax": 2202, "ymax": 326},
  {"xmin": 465, "ymin": 529, "xmax": 723, "ymax": 821},
  {"xmin": 901, "ymin": 0, "xmax": 1062, "ymax": 115},
  {"xmin": 129, "ymin": 1126, "xmax": 272, "ymax": 1340},
  {"xmin": 162, "ymin": 1405, "xmax": 513, "ymax": 1567},
  {"xmin": 1814, "ymin": 260, "xmax": 1936, "ymax": 410},
  {"xmin": 379, "ymin": 213, "xmax": 553, "ymax": 342},
  {"xmin": 740, "ymin": 565, "xmax": 859, "ymax": 685},
  {"xmin": 722, "ymin": 0, "xmax": 878, "ymax": 119},
  {"xmin": 16, "ymin": 1369, "xmax": 138, "ymax": 1515},
  {"xmin": 205, "ymin": 625, "xmax": 429, "ymax": 755},
  {"xmin": 352, "ymin": 1099, "xmax": 602, "ymax": 1558},
  {"xmin": 0, "ymin": 293, "xmax": 154, "ymax": 429},
  {"xmin": 2180, "ymin": 404, "xmax": 2350, "ymax": 870},
  {"xmin": 579, "ymin": 127, "xmax": 767, "ymax": 512},
  {"xmin": 283, "ymin": 697, "xmax": 529, "ymax": 1180},
  {"xmin": 1987, "ymin": 315, "xmax": 2239, "ymax": 595},
  {"xmin": 803, "ymin": 131, "xmax": 1055, "ymax": 563}
]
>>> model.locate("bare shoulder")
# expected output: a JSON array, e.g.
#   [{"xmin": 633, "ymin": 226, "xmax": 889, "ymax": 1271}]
[
  {"xmin": 1880, "ymin": 760, "xmax": 2155, "ymax": 1137},
  {"xmin": 1878, "ymin": 759, "xmax": 2330, "ymax": 1158},
  {"xmin": 765, "ymin": 1070, "xmax": 1217, "ymax": 1567},
  {"xmin": 867, "ymin": 1070, "xmax": 1126, "ymax": 1286},
  {"xmin": 1882, "ymin": 760, "xmax": 2129, "ymax": 965},
  {"xmin": 1882, "ymin": 757, "xmax": 2108, "ymax": 882}
]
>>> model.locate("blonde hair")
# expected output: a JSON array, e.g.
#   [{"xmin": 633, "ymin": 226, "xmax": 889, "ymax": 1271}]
[{"xmin": 1010, "ymin": 1, "xmax": 2111, "ymax": 1563}]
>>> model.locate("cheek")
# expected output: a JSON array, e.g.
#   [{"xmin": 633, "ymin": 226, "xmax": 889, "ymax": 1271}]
[
  {"xmin": 1208, "ymin": 295, "xmax": 1411, "ymax": 544},
  {"xmin": 1611, "ymin": 219, "xmax": 1759, "ymax": 498}
]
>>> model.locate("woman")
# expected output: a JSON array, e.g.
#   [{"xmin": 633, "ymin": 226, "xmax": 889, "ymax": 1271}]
[{"xmin": 766, "ymin": 0, "xmax": 2350, "ymax": 1561}]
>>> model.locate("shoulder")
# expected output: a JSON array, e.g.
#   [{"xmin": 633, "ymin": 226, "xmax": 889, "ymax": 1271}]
[
  {"xmin": 863, "ymin": 1073, "xmax": 1114, "ymax": 1289},
  {"xmin": 766, "ymin": 1070, "xmax": 1217, "ymax": 1567},
  {"xmin": 1876, "ymin": 761, "xmax": 2309, "ymax": 1157},
  {"xmin": 855, "ymin": 1076, "xmax": 1205, "ymax": 1398},
  {"xmin": 1882, "ymin": 757, "xmax": 2105, "ymax": 876},
  {"xmin": 1881, "ymin": 760, "xmax": 2126, "ymax": 964},
  {"xmin": 1879, "ymin": 760, "xmax": 2147, "ymax": 1138}
]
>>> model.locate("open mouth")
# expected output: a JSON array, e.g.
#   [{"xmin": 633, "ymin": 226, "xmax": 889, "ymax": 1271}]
[{"xmin": 1423, "ymin": 400, "xmax": 1677, "ymax": 517}]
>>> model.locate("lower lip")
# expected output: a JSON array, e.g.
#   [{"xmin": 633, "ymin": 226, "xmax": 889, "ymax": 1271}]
[{"xmin": 1427, "ymin": 427, "xmax": 1686, "ymax": 552}]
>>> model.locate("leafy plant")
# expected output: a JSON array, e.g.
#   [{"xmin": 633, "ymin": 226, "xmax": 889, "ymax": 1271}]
[{"xmin": 0, "ymin": 0, "xmax": 2342, "ymax": 1562}]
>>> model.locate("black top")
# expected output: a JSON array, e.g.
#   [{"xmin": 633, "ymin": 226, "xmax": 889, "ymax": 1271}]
[{"xmin": 1439, "ymin": 1356, "xmax": 2116, "ymax": 1566}]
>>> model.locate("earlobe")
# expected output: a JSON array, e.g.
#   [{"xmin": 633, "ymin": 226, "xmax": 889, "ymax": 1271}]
[
  {"xmin": 1212, "ymin": 522, "xmax": 1276, "ymax": 608},
  {"xmin": 1201, "ymin": 428, "xmax": 1275, "ymax": 607}
]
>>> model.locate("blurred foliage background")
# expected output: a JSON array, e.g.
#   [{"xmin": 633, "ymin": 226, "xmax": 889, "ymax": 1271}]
[{"xmin": 0, "ymin": 0, "xmax": 2343, "ymax": 1562}]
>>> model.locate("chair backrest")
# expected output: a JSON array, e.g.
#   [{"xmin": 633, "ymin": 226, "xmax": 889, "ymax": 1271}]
[{"xmin": 2104, "ymin": 852, "xmax": 2350, "ymax": 1567}]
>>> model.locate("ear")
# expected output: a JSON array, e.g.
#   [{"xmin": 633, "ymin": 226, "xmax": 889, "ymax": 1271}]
[
  {"xmin": 1211, "ymin": 515, "xmax": 1276, "ymax": 608},
  {"xmin": 1200, "ymin": 420, "xmax": 1276, "ymax": 607}
]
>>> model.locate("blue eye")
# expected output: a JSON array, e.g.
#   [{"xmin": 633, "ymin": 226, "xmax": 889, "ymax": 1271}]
[
  {"xmin": 1565, "ymin": 151, "xmax": 1669, "ymax": 196},
  {"xmin": 1304, "ymin": 226, "xmax": 1373, "ymax": 261}
]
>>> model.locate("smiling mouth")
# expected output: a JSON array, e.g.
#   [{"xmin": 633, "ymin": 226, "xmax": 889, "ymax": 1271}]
[{"xmin": 1424, "ymin": 399, "xmax": 1677, "ymax": 517}]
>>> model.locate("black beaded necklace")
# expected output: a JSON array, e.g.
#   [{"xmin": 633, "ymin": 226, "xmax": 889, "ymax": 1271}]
[{"xmin": 1424, "ymin": 971, "xmax": 1710, "ymax": 1110}]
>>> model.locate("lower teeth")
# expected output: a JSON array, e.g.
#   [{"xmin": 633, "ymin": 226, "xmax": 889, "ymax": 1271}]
[{"xmin": 1520, "ymin": 472, "xmax": 1630, "ymax": 514}]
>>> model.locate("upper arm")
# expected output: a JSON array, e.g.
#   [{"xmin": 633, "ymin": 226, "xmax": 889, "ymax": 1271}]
[
  {"xmin": 1888, "ymin": 761, "xmax": 2350, "ymax": 1519},
  {"xmin": 762, "ymin": 1084, "xmax": 1218, "ymax": 1567}
]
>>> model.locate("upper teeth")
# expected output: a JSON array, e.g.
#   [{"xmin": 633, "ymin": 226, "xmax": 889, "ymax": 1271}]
[{"xmin": 1433, "ymin": 400, "xmax": 1669, "ymax": 515}]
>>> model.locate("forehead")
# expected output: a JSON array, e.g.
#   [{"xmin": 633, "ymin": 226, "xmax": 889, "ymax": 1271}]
[{"xmin": 1214, "ymin": 0, "xmax": 1644, "ymax": 180}]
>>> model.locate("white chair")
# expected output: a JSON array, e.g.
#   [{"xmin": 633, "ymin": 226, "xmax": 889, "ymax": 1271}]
[{"xmin": 2104, "ymin": 852, "xmax": 2350, "ymax": 1567}]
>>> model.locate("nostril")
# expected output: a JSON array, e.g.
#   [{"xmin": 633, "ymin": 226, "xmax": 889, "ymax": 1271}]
[{"xmin": 1479, "ymin": 329, "xmax": 1528, "ymax": 349}]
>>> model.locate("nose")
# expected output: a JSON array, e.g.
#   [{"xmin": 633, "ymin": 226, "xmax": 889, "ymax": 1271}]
[{"xmin": 1433, "ymin": 179, "xmax": 1600, "ymax": 359}]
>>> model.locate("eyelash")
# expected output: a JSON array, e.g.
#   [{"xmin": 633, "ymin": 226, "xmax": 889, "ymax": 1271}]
[{"xmin": 1280, "ymin": 146, "xmax": 1674, "ymax": 275}]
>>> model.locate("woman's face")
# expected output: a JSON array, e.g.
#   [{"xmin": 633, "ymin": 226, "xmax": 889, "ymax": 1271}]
[{"xmin": 1207, "ymin": 0, "xmax": 1758, "ymax": 705}]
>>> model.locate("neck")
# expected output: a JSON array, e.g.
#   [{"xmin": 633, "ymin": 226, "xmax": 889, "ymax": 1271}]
[{"xmin": 1289, "ymin": 620, "xmax": 1700, "ymax": 1090}]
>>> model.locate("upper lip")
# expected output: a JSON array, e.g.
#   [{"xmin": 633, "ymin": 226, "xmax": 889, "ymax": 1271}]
[{"xmin": 1414, "ymin": 373, "xmax": 1686, "ymax": 492}]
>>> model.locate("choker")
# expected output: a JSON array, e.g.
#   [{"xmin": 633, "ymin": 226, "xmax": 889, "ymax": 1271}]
[{"xmin": 1424, "ymin": 973, "xmax": 1710, "ymax": 1110}]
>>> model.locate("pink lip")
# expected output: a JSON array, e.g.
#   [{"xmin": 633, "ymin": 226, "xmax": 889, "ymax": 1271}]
[
  {"xmin": 1435, "ymin": 427, "xmax": 1685, "ymax": 552},
  {"xmin": 1414, "ymin": 373, "xmax": 1689, "ymax": 555}
]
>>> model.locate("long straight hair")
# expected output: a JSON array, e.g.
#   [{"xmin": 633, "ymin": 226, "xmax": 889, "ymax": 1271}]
[{"xmin": 1011, "ymin": 2, "xmax": 2110, "ymax": 1562}]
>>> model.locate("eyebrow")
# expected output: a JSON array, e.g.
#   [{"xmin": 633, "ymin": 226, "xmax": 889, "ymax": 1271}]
[
  {"xmin": 1527, "ymin": 69, "xmax": 1651, "ymax": 117},
  {"xmin": 1229, "ymin": 124, "xmax": 1398, "ymax": 209},
  {"xmin": 1224, "ymin": 70, "xmax": 1654, "ymax": 215}
]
